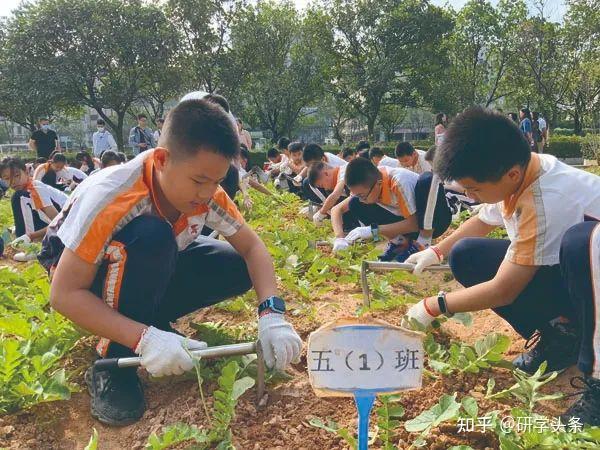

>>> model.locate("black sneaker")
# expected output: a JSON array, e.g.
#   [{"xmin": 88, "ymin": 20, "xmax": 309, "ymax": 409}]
[
  {"xmin": 85, "ymin": 365, "xmax": 146, "ymax": 426},
  {"xmin": 512, "ymin": 321, "xmax": 579, "ymax": 374},
  {"xmin": 562, "ymin": 376, "xmax": 600, "ymax": 426}
]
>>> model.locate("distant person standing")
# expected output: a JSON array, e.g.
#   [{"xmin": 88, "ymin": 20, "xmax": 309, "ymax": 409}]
[
  {"xmin": 519, "ymin": 108, "xmax": 535, "ymax": 151},
  {"xmin": 153, "ymin": 118, "xmax": 164, "ymax": 144},
  {"xmin": 508, "ymin": 112, "xmax": 519, "ymax": 124},
  {"xmin": 236, "ymin": 118, "xmax": 253, "ymax": 150},
  {"xmin": 532, "ymin": 111, "xmax": 544, "ymax": 154},
  {"xmin": 128, "ymin": 114, "xmax": 155, "ymax": 155},
  {"xmin": 92, "ymin": 119, "xmax": 118, "ymax": 157},
  {"xmin": 434, "ymin": 113, "xmax": 448, "ymax": 146},
  {"xmin": 534, "ymin": 112, "xmax": 548, "ymax": 152},
  {"xmin": 29, "ymin": 118, "xmax": 61, "ymax": 159}
]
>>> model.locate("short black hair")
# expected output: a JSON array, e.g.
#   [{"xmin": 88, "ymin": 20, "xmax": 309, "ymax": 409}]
[
  {"xmin": 395, "ymin": 142, "xmax": 415, "ymax": 157},
  {"xmin": 357, "ymin": 149, "xmax": 370, "ymax": 159},
  {"xmin": 117, "ymin": 152, "xmax": 127, "ymax": 163},
  {"xmin": 137, "ymin": 114, "xmax": 147, "ymax": 120},
  {"xmin": 289, "ymin": 142, "xmax": 304, "ymax": 153},
  {"xmin": 101, "ymin": 151, "xmax": 120, "ymax": 166},
  {"xmin": 35, "ymin": 157, "xmax": 47, "ymax": 164},
  {"xmin": 157, "ymin": 117, "xmax": 165, "ymax": 124},
  {"xmin": 51, "ymin": 153, "xmax": 67, "ymax": 164},
  {"xmin": 307, "ymin": 161, "xmax": 327, "ymax": 186},
  {"xmin": 520, "ymin": 108, "xmax": 531, "ymax": 119},
  {"xmin": 345, "ymin": 157, "xmax": 380, "ymax": 188},
  {"xmin": 97, "ymin": 119, "xmax": 105, "ymax": 126},
  {"xmin": 204, "ymin": 94, "xmax": 230, "ymax": 113},
  {"xmin": 302, "ymin": 143, "xmax": 325, "ymax": 163},
  {"xmin": 267, "ymin": 148, "xmax": 280, "ymax": 159},
  {"xmin": 532, "ymin": 111, "xmax": 539, "ymax": 120},
  {"xmin": 342, "ymin": 147, "xmax": 355, "ymax": 159},
  {"xmin": 0, "ymin": 157, "xmax": 26, "ymax": 176},
  {"xmin": 508, "ymin": 113, "xmax": 518, "ymax": 123},
  {"xmin": 356, "ymin": 140, "xmax": 370, "ymax": 152},
  {"xmin": 369, "ymin": 147, "xmax": 384, "ymax": 159},
  {"xmin": 162, "ymin": 99, "xmax": 239, "ymax": 160},
  {"xmin": 434, "ymin": 106, "xmax": 531, "ymax": 182},
  {"xmin": 277, "ymin": 137, "xmax": 290, "ymax": 150}
]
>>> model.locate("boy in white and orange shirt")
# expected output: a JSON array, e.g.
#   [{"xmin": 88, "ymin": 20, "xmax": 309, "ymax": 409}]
[
  {"xmin": 41, "ymin": 98, "xmax": 301, "ymax": 427},
  {"xmin": 404, "ymin": 107, "xmax": 600, "ymax": 425}
]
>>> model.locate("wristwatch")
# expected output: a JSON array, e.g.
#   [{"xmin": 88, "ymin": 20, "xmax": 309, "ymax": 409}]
[
  {"xmin": 370, "ymin": 223, "xmax": 380, "ymax": 242},
  {"xmin": 258, "ymin": 296, "xmax": 286, "ymax": 316},
  {"xmin": 437, "ymin": 291, "xmax": 454, "ymax": 318}
]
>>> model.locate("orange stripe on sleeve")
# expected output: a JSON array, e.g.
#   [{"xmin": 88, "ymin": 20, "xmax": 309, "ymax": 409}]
[
  {"xmin": 212, "ymin": 187, "xmax": 244, "ymax": 223},
  {"xmin": 510, "ymin": 190, "xmax": 539, "ymax": 265},
  {"xmin": 74, "ymin": 176, "xmax": 148, "ymax": 264},
  {"xmin": 390, "ymin": 183, "xmax": 412, "ymax": 218},
  {"xmin": 28, "ymin": 184, "xmax": 45, "ymax": 210}
]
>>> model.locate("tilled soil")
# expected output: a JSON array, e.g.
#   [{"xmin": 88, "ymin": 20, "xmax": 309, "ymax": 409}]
[{"xmin": 0, "ymin": 270, "xmax": 581, "ymax": 450}]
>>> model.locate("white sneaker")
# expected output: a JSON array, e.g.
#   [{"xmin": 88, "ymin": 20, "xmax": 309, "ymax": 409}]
[{"xmin": 13, "ymin": 252, "xmax": 37, "ymax": 262}]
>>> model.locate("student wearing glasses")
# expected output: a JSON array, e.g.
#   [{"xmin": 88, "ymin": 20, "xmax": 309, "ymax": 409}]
[{"xmin": 329, "ymin": 157, "xmax": 451, "ymax": 260}]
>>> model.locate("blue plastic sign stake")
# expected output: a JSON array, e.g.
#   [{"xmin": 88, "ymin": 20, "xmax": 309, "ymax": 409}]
[
  {"xmin": 307, "ymin": 318, "xmax": 425, "ymax": 450},
  {"xmin": 354, "ymin": 391, "xmax": 376, "ymax": 450}
]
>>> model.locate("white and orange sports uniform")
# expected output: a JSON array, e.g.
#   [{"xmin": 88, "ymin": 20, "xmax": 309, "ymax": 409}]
[
  {"xmin": 451, "ymin": 154, "xmax": 600, "ymax": 378},
  {"xmin": 40, "ymin": 149, "xmax": 252, "ymax": 358},
  {"xmin": 13, "ymin": 180, "xmax": 68, "ymax": 235}
]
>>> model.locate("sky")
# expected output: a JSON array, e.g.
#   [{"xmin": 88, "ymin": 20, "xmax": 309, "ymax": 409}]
[{"xmin": 0, "ymin": 0, "xmax": 567, "ymax": 22}]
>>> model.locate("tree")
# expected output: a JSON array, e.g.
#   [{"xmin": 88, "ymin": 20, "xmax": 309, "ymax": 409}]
[
  {"xmin": 562, "ymin": 0, "xmax": 600, "ymax": 133},
  {"xmin": 231, "ymin": 1, "xmax": 326, "ymax": 141},
  {"xmin": 447, "ymin": 0, "xmax": 527, "ymax": 108},
  {"xmin": 378, "ymin": 104, "xmax": 407, "ymax": 142},
  {"xmin": 165, "ymin": 0, "xmax": 242, "ymax": 104},
  {"xmin": 13, "ymin": 0, "xmax": 178, "ymax": 151},
  {"xmin": 317, "ymin": 0, "xmax": 452, "ymax": 141},
  {"xmin": 0, "ymin": 18, "xmax": 69, "ymax": 131}
]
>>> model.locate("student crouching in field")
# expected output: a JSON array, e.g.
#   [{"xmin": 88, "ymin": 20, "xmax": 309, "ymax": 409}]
[
  {"xmin": 403, "ymin": 106, "xmax": 600, "ymax": 426},
  {"xmin": 42, "ymin": 98, "xmax": 302, "ymax": 426}
]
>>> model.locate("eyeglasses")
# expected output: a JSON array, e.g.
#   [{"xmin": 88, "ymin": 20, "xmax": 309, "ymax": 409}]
[{"xmin": 355, "ymin": 179, "xmax": 378, "ymax": 202}]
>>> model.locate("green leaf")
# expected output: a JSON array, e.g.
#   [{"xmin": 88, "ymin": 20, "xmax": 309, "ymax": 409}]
[
  {"xmin": 405, "ymin": 393, "xmax": 461, "ymax": 433},
  {"xmin": 84, "ymin": 428, "xmax": 98, "ymax": 450},
  {"xmin": 231, "ymin": 376, "xmax": 255, "ymax": 401},
  {"xmin": 461, "ymin": 396, "xmax": 478, "ymax": 419}
]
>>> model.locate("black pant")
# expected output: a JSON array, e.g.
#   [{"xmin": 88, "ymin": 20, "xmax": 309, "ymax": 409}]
[
  {"xmin": 11, "ymin": 190, "xmax": 48, "ymax": 237},
  {"xmin": 347, "ymin": 172, "xmax": 451, "ymax": 239},
  {"xmin": 449, "ymin": 238, "xmax": 573, "ymax": 339},
  {"xmin": 92, "ymin": 215, "xmax": 253, "ymax": 359},
  {"xmin": 559, "ymin": 221, "xmax": 600, "ymax": 377}
]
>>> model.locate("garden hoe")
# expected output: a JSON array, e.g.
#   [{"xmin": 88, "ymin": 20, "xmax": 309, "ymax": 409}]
[{"xmin": 94, "ymin": 340, "xmax": 267, "ymax": 407}]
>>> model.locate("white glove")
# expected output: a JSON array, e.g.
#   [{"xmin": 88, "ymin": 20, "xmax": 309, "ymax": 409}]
[
  {"xmin": 405, "ymin": 247, "xmax": 442, "ymax": 275},
  {"xmin": 243, "ymin": 195, "xmax": 253, "ymax": 210},
  {"xmin": 401, "ymin": 300, "xmax": 436, "ymax": 329},
  {"xmin": 258, "ymin": 313, "xmax": 302, "ymax": 371},
  {"xmin": 292, "ymin": 174, "xmax": 303, "ymax": 186},
  {"xmin": 313, "ymin": 211, "xmax": 327, "ymax": 224},
  {"xmin": 135, "ymin": 326, "xmax": 207, "ymax": 377},
  {"xmin": 332, "ymin": 237, "xmax": 350, "ymax": 253},
  {"xmin": 345, "ymin": 226, "xmax": 374, "ymax": 243},
  {"xmin": 299, "ymin": 205, "xmax": 310, "ymax": 217},
  {"xmin": 10, "ymin": 234, "xmax": 31, "ymax": 247}
]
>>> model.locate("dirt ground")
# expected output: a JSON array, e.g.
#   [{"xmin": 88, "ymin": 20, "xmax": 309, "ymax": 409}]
[{"xmin": 0, "ymin": 259, "xmax": 581, "ymax": 450}]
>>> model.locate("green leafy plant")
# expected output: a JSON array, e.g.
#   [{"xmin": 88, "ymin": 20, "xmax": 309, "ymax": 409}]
[
  {"xmin": 377, "ymin": 394, "xmax": 406, "ymax": 449},
  {"xmin": 146, "ymin": 423, "xmax": 209, "ymax": 450},
  {"xmin": 485, "ymin": 361, "xmax": 562, "ymax": 412},
  {"xmin": 309, "ymin": 417, "xmax": 358, "ymax": 450},
  {"xmin": 0, "ymin": 265, "xmax": 79, "ymax": 413},
  {"xmin": 404, "ymin": 393, "xmax": 462, "ymax": 448},
  {"xmin": 84, "ymin": 428, "xmax": 98, "ymax": 450},
  {"xmin": 425, "ymin": 332, "xmax": 511, "ymax": 375}
]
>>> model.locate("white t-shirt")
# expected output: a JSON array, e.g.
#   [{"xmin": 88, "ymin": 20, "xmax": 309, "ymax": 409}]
[
  {"xmin": 24, "ymin": 180, "xmax": 68, "ymax": 223},
  {"xmin": 402, "ymin": 150, "xmax": 431, "ymax": 175},
  {"xmin": 378, "ymin": 155, "xmax": 400, "ymax": 168},
  {"xmin": 34, "ymin": 163, "xmax": 88, "ymax": 183},
  {"xmin": 324, "ymin": 152, "xmax": 347, "ymax": 168},
  {"xmin": 478, "ymin": 154, "xmax": 600, "ymax": 266},
  {"xmin": 375, "ymin": 167, "xmax": 419, "ymax": 218}
]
